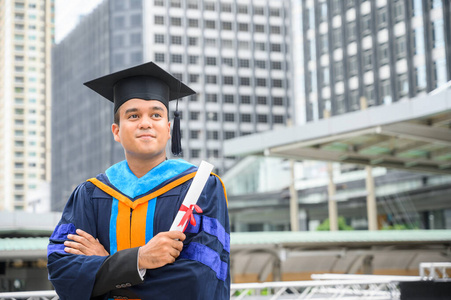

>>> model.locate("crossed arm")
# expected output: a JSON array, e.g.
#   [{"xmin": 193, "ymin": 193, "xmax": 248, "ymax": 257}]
[{"xmin": 64, "ymin": 229, "xmax": 186, "ymax": 269}]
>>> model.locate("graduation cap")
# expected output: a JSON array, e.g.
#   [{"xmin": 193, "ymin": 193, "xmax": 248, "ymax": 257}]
[{"xmin": 83, "ymin": 61, "xmax": 196, "ymax": 156}]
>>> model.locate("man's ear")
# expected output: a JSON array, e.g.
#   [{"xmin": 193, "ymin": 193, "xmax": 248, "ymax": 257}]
[
  {"xmin": 168, "ymin": 121, "xmax": 171, "ymax": 140},
  {"xmin": 112, "ymin": 123, "xmax": 121, "ymax": 143}
]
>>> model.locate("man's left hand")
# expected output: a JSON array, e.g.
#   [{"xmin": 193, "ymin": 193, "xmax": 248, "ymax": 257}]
[{"xmin": 65, "ymin": 229, "xmax": 109, "ymax": 256}]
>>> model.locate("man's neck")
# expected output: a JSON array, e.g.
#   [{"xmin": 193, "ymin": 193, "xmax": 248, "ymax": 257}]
[{"xmin": 126, "ymin": 155, "xmax": 166, "ymax": 178}]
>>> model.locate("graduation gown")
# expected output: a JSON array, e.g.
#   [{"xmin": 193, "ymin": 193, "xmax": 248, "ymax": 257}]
[{"xmin": 47, "ymin": 159, "xmax": 230, "ymax": 300}]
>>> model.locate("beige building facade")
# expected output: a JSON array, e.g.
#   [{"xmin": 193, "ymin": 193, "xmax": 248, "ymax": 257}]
[{"xmin": 0, "ymin": 0, "xmax": 54, "ymax": 211}]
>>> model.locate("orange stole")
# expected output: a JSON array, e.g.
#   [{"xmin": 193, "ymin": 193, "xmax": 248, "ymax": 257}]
[{"xmin": 87, "ymin": 172, "xmax": 197, "ymax": 251}]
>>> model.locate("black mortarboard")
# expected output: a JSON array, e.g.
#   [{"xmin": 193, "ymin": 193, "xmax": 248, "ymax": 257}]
[{"xmin": 83, "ymin": 61, "xmax": 195, "ymax": 156}]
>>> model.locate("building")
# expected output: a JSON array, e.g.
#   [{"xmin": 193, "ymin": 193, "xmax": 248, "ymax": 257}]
[
  {"xmin": 223, "ymin": 0, "xmax": 451, "ymax": 231},
  {"xmin": 0, "ymin": 0, "xmax": 54, "ymax": 212},
  {"xmin": 51, "ymin": 0, "xmax": 293, "ymax": 211},
  {"xmin": 293, "ymin": 0, "xmax": 450, "ymax": 123}
]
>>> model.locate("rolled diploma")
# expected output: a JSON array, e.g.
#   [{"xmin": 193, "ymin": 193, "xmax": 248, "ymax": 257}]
[{"xmin": 169, "ymin": 160, "xmax": 214, "ymax": 232}]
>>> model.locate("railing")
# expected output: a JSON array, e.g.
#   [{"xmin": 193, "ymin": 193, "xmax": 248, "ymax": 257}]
[
  {"xmin": 1, "ymin": 263, "xmax": 449, "ymax": 300},
  {"xmin": 419, "ymin": 262, "xmax": 451, "ymax": 280}
]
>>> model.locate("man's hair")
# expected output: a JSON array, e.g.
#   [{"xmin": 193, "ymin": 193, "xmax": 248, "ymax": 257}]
[{"xmin": 114, "ymin": 110, "xmax": 120, "ymax": 125}]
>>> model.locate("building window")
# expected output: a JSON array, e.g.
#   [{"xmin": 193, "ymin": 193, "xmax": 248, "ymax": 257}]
[
  {"xmin": 254, "ymin": 6, "xmax": 264, "ymax": 15},
  {"xmin": 271, "ymin": 61, "xmax": 282, "ymax": 70},
  {"xmin": 190, "ymin": 111, "xmax": 200, "ymax": 120},
  {"xmin": 347, "ymin": 21, "xmax": 356, "ymax": 41},
  {"xmin": 362, "ymin": 14, "xmax": 371, "ymax": 34},
  {"xmin": 170, "ymin": 0, "xmax": 181, "ymax": 8},
  {"xmin": 272, "ymin": 79, "xmax": 283, "ymax": 88},
  {"xmin": 154, "ymin": 16, "xmax": 164, "ymax": 25},
  {"xmin": 205, "ymin": 20, "xmax": 216, "ymax": 29},
  {"xmin": 379, "ymin": 43, "xmax": 389, "ymax": 65},
  {"xmin": 257, "ymin": 114, "xmax": 268, "ymax": 123},
  {"xmin": 255, "ymin": 42, "xmax": 266, "ymax": 51},
  {"xmin": 395, "ymin": 36, "xmax": 406, "ymax": 59},
  {"xmin": 254, "ymin": 24, "xmax": 265, "ymax": 33},
  {"xmin": 393, "ymin": 0, "xmax": 404, "ymax": 22},
  {"xmin": 189, "ymin": 55, "xmax": 199, "ymax": 64},
  {"xmin": 190, "ymin": 149, "xmax": 200, "ymax": 158},
  {"xmin": 238, "ymin": 4, "xmax": 248, "ymax": 14},
  {"xmin": 397, "ymin": 74, "xmax": 409, "ymax": 97},
  {"xmin": 380, "ymin": 80, "xmax": 392, "ymax": 104},
  {"xmin": 206, "ymin": 57, "xmax": 217, "ymax": 66},
  {"xmin": 154, "ymin": 0, "xmax": 164, "ymax": 6},
  {"xmin": 349, "ymin": 90, "xmax": 359, "ymax": 111},
  {"xmin": 348, "ymin": 56, "xmax": 358, "ymax": 76},
  {"xmin": 256, "ymin": 78, "xmax": 266, "ymax": 87},
  {"xmin": 222, "ymin": 39, "xmax": 233, "ymax": 49},
  {"xmin": 271, "ymin": 43, "xmax": 282, "ymax": 52},
  {"xmin": 273, "ymin": 97, "xmax": 283, "ymax": 106},
  {"xmin": 434, "ymin": 59, "xmax": 447, "ymax": 87},
  {"xmin": 364, "ymin": 85, "xmax": 376, "ymax": 106},
  {"xmin": 238, "ymin": 23, "xmax": 249, "ymax": 32},
  {"xmin": 171, "ymin": 35, "xmax": 182, "ymax": 45},
  {"xmin": 188, "ymin": 19, "xmax": 199, "ymax": 27},
  {"xmin": 171, "ymin": 54, "xmax": 183, "ymax": 64},
  {"xmin": 256, "ymin": 60, "xmax": 266, "ymax": 69},
  {"xmin": 240, "ymin": 95, "xmax": 251, "ymax": 104},
  {"xmin": 206, "ymin": 75, "xmax": 217, "ymax": 84},
  {"xmin": 320, "ymin": 34, "xmax": 328, "ymax": 54},
  {"xmin": 171, "ymin": 17, "xmax": 182, "ymax": 26},
  {"xmin": 333, "ymin": 28, "xmax": 342, "ymax": 49},
  {"xmin": 206, "ymin": 93, "xmax": 217, "ymax": 102},
  {"xmin": 223, "ymin": 76, "xmax": 234, "ymax": 85},
  {"xmin": 188, "ymin": 0, "xmax": 198, "ymax": 9},
  {"xmin": 239, "ymin": 59, "xmax": 250, "ymax": 68},
  {"xmin": 270, "ymin": 8, "xmax": 280, "ymax": 17},
  {"xmin": 270, "ymin": 26, "xmax": 281, "ymax": 34},
  {"xmin": 221, "ymin": 3, "xmax": 232, "ymax": 12},
  {"xmin": 415, "ymin": 65, "xmax": 427, "ymax": 92},
  {"xmin": 154, "ymin": 34, "xmax": 164, "ymax": 44},
  {"xmin": 205, "ymin": 2, "xmax": 216, "ymax": 11},
  {"xmin": 240, "ymin": 77, "xmax": 250, "ymax": 86},
  {"xmin": 273, "ymin": 115, "xmax": 284, "ymax": 124},
  {"xmin": 189, "ymin": 74, "xmax": 199, "ymax": 83},
  {"xmin": 222, "ymin": 21, "xmax": 232, "ymax": 31},
  {"xmin": 432, "ymin": 19, "xmax": 445, "ymax": 49},
  {"xmin": 223, "ymin": 58, "xmax": 233, "ymax": 67},
  {"xmin": 239, "ymin": 41, "xmax": 250, "ymax": 50},
  {"xmin": 188, "ymin": 37, "xmax": 198, "ymax": 46},
  {"xmin": 190, "ymin": 130, "xmax": 200, "ymax": 139},
  {"xmin": 207, "ymin": 130, "xmax": 219, "ymax": 140},
  {"xmin": 377, "ymin": 7, "xmax": 388, "ymax": 28},
  {"xmin": 363, "ymin": 50, "xmax": 373, "ymax": 72},
  {"xmin": 206, "ymin": 112, "xmax": 218, "ymax": 121},
  {"xmin": 240, "ymin": 114, "xmax": 251, "ymax": 123},
  {"xmin": 225, "ymin": 131, "xmax": 235, "ymax": 139},
  {"xmin": 257, "ymin": 96, "xmax": 267, "ymax": 105},
  {"xmin": 224, "ymin": 113, "xmax": 235, "ymax": 122},
  {"xmin": 224, "ymin": 94, "xmax": 234, "ymax": 103}
]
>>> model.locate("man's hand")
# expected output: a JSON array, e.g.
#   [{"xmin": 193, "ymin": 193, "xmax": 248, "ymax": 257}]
[
  {"xmin": 138, "ymin": 231, "xmax": 185, "ymax": 269},
  {"xmin": 65, "ymin": 229, "xmax": 109, "ymax": 256}
]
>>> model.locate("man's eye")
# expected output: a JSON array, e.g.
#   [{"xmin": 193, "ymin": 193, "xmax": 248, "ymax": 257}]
[
  {"xmin": 129, "ymin": 114, "xmax": 139, "ymax": 119},
  {"xmin": 152, "ymin": 113, "xmax": 162, "ymax": 118}
]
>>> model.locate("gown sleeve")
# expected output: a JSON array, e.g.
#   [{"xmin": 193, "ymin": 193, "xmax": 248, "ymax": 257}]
[{"xmin": 46, "ymin": 182, "xmax": 109, "ymax": 300}]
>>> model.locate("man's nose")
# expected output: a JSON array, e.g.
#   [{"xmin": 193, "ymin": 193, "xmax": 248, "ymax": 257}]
[{"xmin": 139, "ymin": 116, "xmax": 153, "ymax": 129}]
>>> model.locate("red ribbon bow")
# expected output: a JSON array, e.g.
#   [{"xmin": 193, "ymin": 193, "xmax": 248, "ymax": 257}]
[{"xmin": 178, "ymin": 204, "xmax": 203, "ymax": 231}]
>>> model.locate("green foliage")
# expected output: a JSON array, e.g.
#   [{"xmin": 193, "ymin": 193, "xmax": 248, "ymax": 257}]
[
  {"xmin": 381, "ymin": 223, "xmax": 419, "ymax": 230},
  {"xmin": 316, "ymin": 216, "xmax": 354, "ymax": 231}
]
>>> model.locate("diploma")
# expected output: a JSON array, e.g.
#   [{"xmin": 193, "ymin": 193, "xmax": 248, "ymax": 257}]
[{"xmin": 169, "ymin": 160, "xmax": 214, "ymax": 232}]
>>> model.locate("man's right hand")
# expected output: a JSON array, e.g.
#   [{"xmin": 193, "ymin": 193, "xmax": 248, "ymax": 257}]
[{"xmin": 138, "ymin": 231, "xmax": 186, "ymax": 269}]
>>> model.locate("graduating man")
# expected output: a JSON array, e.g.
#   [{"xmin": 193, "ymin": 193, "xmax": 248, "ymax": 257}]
[{"xmin": 47, "ymin": 62, "xmax": 230, "ymax": 299}]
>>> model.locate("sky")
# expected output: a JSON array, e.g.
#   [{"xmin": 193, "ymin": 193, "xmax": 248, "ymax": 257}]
[{"xmin": 55, "ymin": 0, "xmax": 103, "ymax": 43}]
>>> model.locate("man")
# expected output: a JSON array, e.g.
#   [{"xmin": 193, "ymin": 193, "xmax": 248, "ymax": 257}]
[{"xmin": 47, "ymin": 62, "xmax": 230, "ymax": 299}]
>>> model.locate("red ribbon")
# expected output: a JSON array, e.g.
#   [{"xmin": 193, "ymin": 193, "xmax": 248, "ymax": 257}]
[{"xmin": 178, "ymin": 204, "xmax": 203, "ymax": 231}]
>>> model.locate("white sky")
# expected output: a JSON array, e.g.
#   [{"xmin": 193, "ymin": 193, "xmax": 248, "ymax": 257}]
[{"xmin": 55, "ymin": 0, "xmax": 104, "ymax": 43}]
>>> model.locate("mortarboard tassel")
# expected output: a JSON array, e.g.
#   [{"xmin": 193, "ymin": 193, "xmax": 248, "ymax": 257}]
[{"xmin": 171, "ymin": 96, "xmax": 182, "ymax": 156}]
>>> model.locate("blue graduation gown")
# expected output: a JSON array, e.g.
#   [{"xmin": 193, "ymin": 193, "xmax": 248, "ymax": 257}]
[{"xmin": 47, "ymin": 159, "xmax": 230, "ymax": 299}]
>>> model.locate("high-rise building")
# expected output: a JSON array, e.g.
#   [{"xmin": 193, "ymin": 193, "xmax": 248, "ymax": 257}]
[
  {"xmin": 293, "ymin": 0, "xmax": 451, "ymax": 124},
  {"xmin": 0, "ymin": 0, "xmax": 54, "ymax": 211},
  {"xmin": 51, "ymin": 0, "xmax": 293, "ymax": 211}
]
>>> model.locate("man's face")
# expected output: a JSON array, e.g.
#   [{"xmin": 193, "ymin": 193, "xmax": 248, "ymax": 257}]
[{"xmin": 112, "ymin": 98, "xmax": 171, "ymax": 162}]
